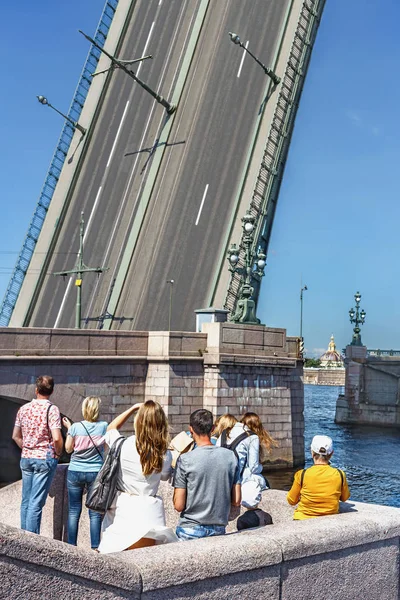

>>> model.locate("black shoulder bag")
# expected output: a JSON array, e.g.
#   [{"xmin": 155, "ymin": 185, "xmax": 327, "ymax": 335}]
[{"xmin": 85, "ymin": 436, "xmax": 126, "ymax": 514}]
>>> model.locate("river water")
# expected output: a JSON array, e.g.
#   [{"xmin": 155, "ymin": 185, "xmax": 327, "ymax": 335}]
[{"xmin": 267, "ymin": 385, "xmax": 400, "ymax": 508}]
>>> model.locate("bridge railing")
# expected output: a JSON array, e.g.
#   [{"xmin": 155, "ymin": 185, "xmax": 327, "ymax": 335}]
[
  {"xmin": 0, "ymin": 0, "xmax": 119, "ymax": 327},
  {"xmin": 367, "ymin": 349, "xmax": 400, "ymax": 357},
  {"xmin": 225, "ymin": 0, "xmax": 326, "ymax": 314}
]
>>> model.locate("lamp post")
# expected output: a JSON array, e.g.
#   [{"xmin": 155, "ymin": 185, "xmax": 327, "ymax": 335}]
[
  {"xmin": 79, "ymin": 30, "xmax": 176, "ymax": 115},
  {"xmin": 300, "ymin": 284, "xmax": 308, "ymax": 340},
  {"xmin": 167, "ymin": 279, "xmax": 174, "ymax": 331},
  {"xmin": 37, "ymin": 96, "xmax": 86, "ymax": 135},
  {"xmin": 349, "ymin": 291, "xmax": 366, "ymax": 346},
  {"xmin": 227, "ymin": 212, "xmax": 266, "ymax": 325},
  {"xmin": 228, "ymin": 33, "xmax": 280, "ymax": 85},
  {"xmin": 54, "ymin": 212, "xmax": 107, "ymax": 328}
]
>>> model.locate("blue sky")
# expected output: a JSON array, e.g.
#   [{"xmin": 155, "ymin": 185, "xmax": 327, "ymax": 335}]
[
  {"xmin": 259, "ymin": 0, "xmax": 400, "ymax": 355},
  {"xmin": 1, "ymin": 0, "xmax": 399, "ymax": 356}
]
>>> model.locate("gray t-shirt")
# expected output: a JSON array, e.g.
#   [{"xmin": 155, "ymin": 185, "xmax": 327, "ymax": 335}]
[{"xmin": 173, "ymin": 445, "xmax": 240, "ymax": 527}]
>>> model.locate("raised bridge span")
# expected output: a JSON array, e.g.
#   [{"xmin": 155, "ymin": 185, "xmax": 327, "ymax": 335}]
[{"xmin": 2, "ymin": 0, "xmax": 326, "ymax": 332}]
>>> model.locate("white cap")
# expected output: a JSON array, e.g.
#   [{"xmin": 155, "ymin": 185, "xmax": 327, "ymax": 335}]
[{"xmin": 311, "ymin": 435, "xmax": 333, "ymax": 456}]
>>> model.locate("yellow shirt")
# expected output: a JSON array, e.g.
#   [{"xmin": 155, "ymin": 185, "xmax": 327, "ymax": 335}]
[{"xmin": 287, "ymin": 464, "xmax": 350, "ymax": 520}]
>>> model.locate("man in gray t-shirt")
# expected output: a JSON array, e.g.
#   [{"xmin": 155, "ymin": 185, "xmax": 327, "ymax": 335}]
[{"xmin": 173, "ymin": 409, "xmax": 241, "ymax": 540}]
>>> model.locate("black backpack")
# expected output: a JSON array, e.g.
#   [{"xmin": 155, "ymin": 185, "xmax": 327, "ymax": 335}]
[
  {"xmin": 85, "ymin": 436, "xmax": 125, "ymax": 514},
  {"xmin": 220, "ymin": 429, "xmax": 257, "ymax": 476}
]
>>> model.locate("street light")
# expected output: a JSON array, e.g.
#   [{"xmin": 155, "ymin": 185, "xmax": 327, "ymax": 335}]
[
  {"xmin": 54, "ymin": 212, "xmax": 107, "ymax": 328},
  {"xmin": 167, "ymin": 279, "xmax": 174, "ymax": 331},
  {"xmin": 228, "ymin": 32, "xmax": 280, "ymax": 85},
  {"xmin": 227, "ymin": 212, "xmax": 266, "ymax": 325},
  {"xmin": 36, "ymin": 95, "xmax": 86, "ymax": 135},
  {"xmin": 349, "ymin": 291, "xmax": 366, "ymax": 346},
  {"xmin": 300, "ymin": 284, "xmax": 308, "ymax": 340},
  {"xmin": 91, "ymin": 54, "xmax": 152, "ymax": 78},
  {"xmin": 79, "ymin": 30, "xmax": 176, "ymax": 115}
]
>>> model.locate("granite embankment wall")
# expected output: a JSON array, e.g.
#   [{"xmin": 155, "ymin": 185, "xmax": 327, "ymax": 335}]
[
  {"xmin": 336, "ymin": 345, "xmax": 400, "ymax": 426},
  {"xmin": 303, "ymin": 367, "xmax": 345, "ymax": 386},
  {"xmin": 1, "ymin": 467, "xmax": 400, "ymax": 599},
  {"xmin": 1, "ymin": 323, "xmax": 303, "ymax": 483}
]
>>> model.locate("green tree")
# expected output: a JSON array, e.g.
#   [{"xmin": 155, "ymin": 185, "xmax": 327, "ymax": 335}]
[{"xmin": 304, "ymin": 358, "xmax": 321, "ymax": 368}]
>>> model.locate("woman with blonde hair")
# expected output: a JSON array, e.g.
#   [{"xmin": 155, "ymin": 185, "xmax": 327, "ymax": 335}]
[
  {"xmin": 213, "ymin": 414, "xmax": 237, "ymax": 440},
  {"xmin": 63, "ymin": 397, "xmax": 107, "ymax": 550},
  {"xmin": 98, "ymin": 400, "xmax": 176, "ymax": 553}
]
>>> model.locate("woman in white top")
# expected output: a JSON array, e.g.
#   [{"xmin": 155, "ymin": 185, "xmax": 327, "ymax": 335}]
[{"xmin": 98, "ymin": 400, "xmax": 176, "ymax": 553}]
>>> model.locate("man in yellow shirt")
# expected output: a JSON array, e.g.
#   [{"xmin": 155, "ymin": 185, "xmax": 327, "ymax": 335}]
[{"xmin": 287, "ymin": 435, "xmax": 350, "ymax": 520}]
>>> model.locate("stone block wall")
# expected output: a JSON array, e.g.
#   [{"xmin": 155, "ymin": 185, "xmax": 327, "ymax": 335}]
[
  {"xmin": 303, "ymin": 367, "xmax": 345, "ymax": 386},
  {"xmin": 335, "ymin": 345, "xmax": 400, "ymax": 427},
  {"xmin": 203, "ymin": 364, "xmax": 303, "ymax": 467},
  {"xmin": 144, "ymin": 361, "xmax": 204, "ymax": 433},
  {"xmin": 1, "ymin": 323, "xmax": 304, "ymax": 479}
]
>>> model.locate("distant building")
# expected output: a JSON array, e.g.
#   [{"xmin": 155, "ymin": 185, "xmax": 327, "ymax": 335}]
[
  {"xmin": 319, "ymin": 335, "xmax": 344, "ymax": 368},
  {"xmin": 304, "ymin": 335, "xmax": 345, "ymax": 386}
]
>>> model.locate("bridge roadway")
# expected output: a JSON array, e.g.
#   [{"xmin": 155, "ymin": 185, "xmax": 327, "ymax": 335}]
[{"xmin": 28, "ymin": 0, "xmax": 290, "ymax": 331}]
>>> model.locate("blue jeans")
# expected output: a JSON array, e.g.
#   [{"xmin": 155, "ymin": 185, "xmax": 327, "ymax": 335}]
[
  {"xmin": 20, "ymin": 457, "xmax": 58, "ymax": 534},
  {"xmin": 176, "ymin": 524, "xmax": 226, "ymax": 540},
  {"xmin": 67, "ymin": 470, "xmax": 102, "ymax": 549}
]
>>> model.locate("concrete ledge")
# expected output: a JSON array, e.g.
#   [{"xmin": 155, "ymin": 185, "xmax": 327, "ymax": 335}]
[
  {"xmin": 0, "ymin": 328, "xmax": 149, "ymax": 357},
  {"xmin": 123, "ymin": 530, "xmax": 282, "ymax": 593},
  {"xmin": 0, "ymin": 522, "xmax": 142, "ymax": 599},
  {"xmin": 2, "ymin": 475, "xmax": 400, "ymax": 599}
]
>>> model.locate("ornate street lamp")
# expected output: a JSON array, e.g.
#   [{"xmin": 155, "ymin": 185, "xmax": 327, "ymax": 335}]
[
  {"xmin": 227, "ymin": 212, "xmax": 266, "ymax": 325},
  {"xmin": 37, "ymin": 95, "xmax": 86, "ymax": 135},
  {"xmin": 228, "ymin": 33, "xmax": 280, "ymax": 85},
  {"xmin": 349, "ymin": 291, "xmax": 366, "ymax": 346}
]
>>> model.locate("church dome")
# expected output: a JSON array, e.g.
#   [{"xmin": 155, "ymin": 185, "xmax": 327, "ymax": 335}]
[{"xmin": 319, "ymin": 335, "xmax": 344, "ymax": 367}]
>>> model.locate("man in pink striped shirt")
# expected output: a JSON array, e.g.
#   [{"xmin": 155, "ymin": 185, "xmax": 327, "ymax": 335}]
[{"xmin": 12, "ymin": 375, "xmax": 62, "ymax": 534}]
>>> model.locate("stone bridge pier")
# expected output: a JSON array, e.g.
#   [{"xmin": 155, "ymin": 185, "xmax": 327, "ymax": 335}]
[
  {"xmin": 335, "ymin": 344, "xmax": 400, "ymax": 427},
  {"xmin": 0, "ymin": 323, "xmax": 304, "ymax": 483}
]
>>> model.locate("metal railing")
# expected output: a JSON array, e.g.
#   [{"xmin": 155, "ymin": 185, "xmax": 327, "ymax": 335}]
[
  {"xmin": 0, "ymin": 0, "xmax": 119, "ymax": 326},
  {"xmin": 367, "ymin": 349, "xmax": 400, "ymax": 357},
  {"xmin": 225, "ymin": 0, "xmax": 326, "ymax": 314}
]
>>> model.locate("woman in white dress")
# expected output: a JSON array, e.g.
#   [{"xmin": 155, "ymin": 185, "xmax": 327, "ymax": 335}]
[{"xmin": 98, "ymin": 400, "xmax": 177, "ymax": 553}]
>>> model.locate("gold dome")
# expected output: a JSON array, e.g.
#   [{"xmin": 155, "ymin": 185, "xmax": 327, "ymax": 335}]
[{"xmin": 319, "ymin": 335, "xmax": 344, "ymax": 368}]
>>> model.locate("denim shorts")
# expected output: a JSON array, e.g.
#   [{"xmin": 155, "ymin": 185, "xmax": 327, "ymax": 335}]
[{"xmin": 176, "ymin": 524, "xmax": 226, "ymax": 541}]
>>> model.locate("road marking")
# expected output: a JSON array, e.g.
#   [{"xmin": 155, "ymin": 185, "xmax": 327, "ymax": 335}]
[
  {"xmin": 84, "ymin": 13, "xmax": 166, "ymax": 320},
  {"xmin": 53, "ymin": 186, "xmax": 102, "ymax": 328},
  {"xmin": 195, "ymin": 184, "xmax": 209, "ymax": 226},
  {"xmin": 237, "ymin": 41, "xmax": 249, "ymax": 78},
  {"xmin": 99, "ymin": 5, "xmax": 188, "ymax": 308},
  {"xmin": 54, "ymin": 278, "xmax": 73, "ymax": 328},
  {"xmin": 106, "ymin": 101, "xmax": 130, "ymax": 167},
  {"xmin": 84, "ymin": 186, "xmax": 102, "ymax": 242},
  {"xmin": 139, "ymin": 22, "xmax": 155, "ymax": 74},
  {"xmin": 102, "ymin": 19, "xmax": 154, "ymax": 171},
  {"xmin": 159, "ymin": 0, "xmax": 163, "ymax": 4},
  {"xmin": 102, "ymin": 0, "xmax": 211, "ymax": 327}
]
